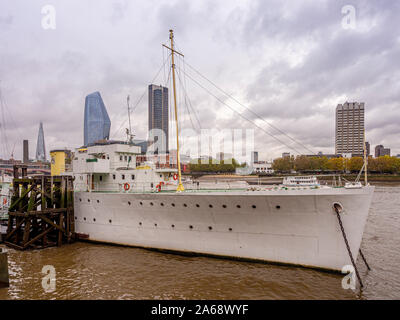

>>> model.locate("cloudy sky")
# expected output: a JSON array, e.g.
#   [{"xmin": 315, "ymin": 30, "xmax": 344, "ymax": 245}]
[{"xmin": 0, "ymin": 0, "xmax": 399, "ymax": 161}]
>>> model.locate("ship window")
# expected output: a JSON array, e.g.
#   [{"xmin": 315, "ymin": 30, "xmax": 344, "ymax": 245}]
[
  {"xmin": 124, "ymin": 156, "xmax": 127, "ymax": 161},
  {"xmin": 122, "ymin": 174, "xmax": 125, "ymax": 180},
  {"xmin": 160, "ymin": 203, "xmax": 164, "ymax": 206},
  {"xmin": 236, "ymin": 205, "xmax": 241, "ymax": 208},
  {"xmin": 154, "ymin": 223, "xmax": 157, "ymax": 227},
  {"xmin": 109, "ymin": 219, "xmax": 112, "ymax": 223},
  {"xmin": 88, "ymin": 199, "xmax": 90, "ymax": 202},
  {"xmin": 209, "ymin": 204, "xmax": 213, "ymax": 208},
  {"xmin": 151, "ymin": 183, "xmax": 153, "ymax": 188},
  {"xmin": 171, "ymin": 203, "xmax": 175, "ymax": 207},
  {"xmin": 183, "ymin": 204, "xmax": 187, "ymax": 207},
  {"xmin": 79, "ymin": 198, "xmax": 82, "ymax": 202},
  {"xmin": 97, "ymin": 200, "xmax": 99, "ymax": 203},
  {"xmin": 276, "ymin": 205, "xmax": 281, "ymax": 209},
  {"xmin": 196, "ymin": 204, "xmax": 200, "ymax": 207},
  {"xmin": 120, "ymin": 156, "xmax": 123, "ymax": 161},
  {"xmin": 128, "ymin": 201, "xmax": 131, "ymax": 205},
  {"xmin": 189, "ymin": 225, "xmax": 193, "ymax": 229},
  {"xmin": 84, "ymin": 217, "xmax": 86, "ymax": 221},
  {"xmin": 129, "ymin": 156, "xmax": 132, "ymax": 162},
  {"xmin": 171, "ymin": 224, "xmax": 175, "ymax": 228},
  {"xmin": 113, "ymin": 174, "xmax": 116, "ymax": 180},
  {"xmin": 222, "ymin": 205, "xmax": 227, "ymax": 208},
  {"xmin": 252, "ymin": 205, "xmax": 256, "ymax": 209},
  {"xmin": 131, "ymin": 175, "xmax": 135, "ymax": 180},
  {"xmin": 93, "ymin": 218, "xmax": 96, "ymax": 222},
  {"xmin": 229, "ymin": 228, "xmax": 233, "ymax": 231},
  {"xmin": 75, "ymin": 216, "xmax": 77, "ymax": 220},
  {"xmin": 208, "ymin": 226, "xmax": 213, "ymax": 230},
  {"xmin": 139, "ymin": 202, "xmax": 143, "ymax": 205},
  {"xmin": 99, "ymin": 175, "xmax": 103, "ymax": 181},
  {"xmin": 160, "ymin": 174, "xmax": 162, "ymax": 178},
  {"xmin": 139, "ymin": 222, "xmax": 142, "ymax": 226},
  {"xmin": 150, "ymin": 202, "xmax": 154, "ymax": 206}
]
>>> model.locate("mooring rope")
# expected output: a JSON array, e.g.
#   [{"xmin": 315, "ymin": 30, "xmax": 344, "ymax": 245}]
[
  {"xmin": 333, "ymin": 204, "xmax": 364, "ymax": 288},
  {"xmin": 359, "ymin": 248, "xmax": 371, "ymax": 271}
]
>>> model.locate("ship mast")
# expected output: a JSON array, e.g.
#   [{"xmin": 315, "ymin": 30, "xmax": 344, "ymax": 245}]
[
  {"xmin": 364, "ymin": 130, "xmax": 368, "ymax": 186},
  {"xmin": 163, "ymin": 29, "xmax": 185, "ymax": 192}
]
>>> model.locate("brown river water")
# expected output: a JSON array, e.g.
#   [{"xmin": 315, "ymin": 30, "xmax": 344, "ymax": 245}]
[{"xmin": 0, "ymin": 185, "xmax": 399, "ymax": 300}]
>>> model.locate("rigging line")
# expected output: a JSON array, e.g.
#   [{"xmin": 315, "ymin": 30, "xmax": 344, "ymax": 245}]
[
  {"xmin": 183, "ymin": 61, "xmax": 317, "ymax": 155},
  {"xmin": 0, "ymin": 85, "xmax": 10, "ymax": 157},
  {"xmin": 179, "ymin": 67, "xmax": 304, "ymax": 155},
  {"xmin": 176, "ymin": 65, "xmax": 198, "ymax": 132},
  {"xmin": 111, "ymin": 54, "xmax": 171, "ymax": 139},
  {"xmin": 182, "ymin": 58, "xmax": 202, "ymax": 130}
]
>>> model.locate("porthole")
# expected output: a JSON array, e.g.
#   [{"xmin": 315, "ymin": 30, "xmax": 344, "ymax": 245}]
[
  {"xmin": 93, "ymin": 218, "xmax": 96, "ymax": 222},
  {"xmin": 79, "ymin": 198, "xmax": 82, "ymax": 202},
  {"xmin": 236, "ymin": 205, "xmax": 241, "ymax": 208},
  {"xmin": 97, "ymin": 200, "xmax": 99, "ymax": 203},
  {"xmin": 208, "ymin": 226, "xmax": 213, "ymax": 231},
  {"xmin": 183, "ymin": 203, "xmax": 187, "ymax": 207},
  {"xmin": 171, "ymin": 203, "xmax": 175, "ymax": 207},
  {"xmin": 154, "ymin": 223, "xmax": 158, "ymax": 227},
  {"xmin": 109, "ymin": 219, "xmax": 112, "ymax": 223},
  {"xmin": 139, "ymin": 222, "xmax": 142, "ymax": 226},
  {"xmin": 196, "ymin": 204, "xmax": 200, "ymax": 208},
  {"xmin": 252, "ymin": 205, "xmax": 256, "ymax": 209},
  {"xmin": 160, "ymin": 203, "xmax": 164, "ymax": 206},
  {"xmin": 189, "ymin": 225, "xmax": 193, "ymax": 229},
  {"xmin": 150, "ymin": 202, "xmax": 154, "ymax": 206},
  {"xmin": 84, "ymin": 217, "xmax": 86, "ymax": 221},
  {"xmin": 88, "ymin": 199, "xmax": 90, "ymax": 202},
  {"xmin": 128, "ymin": 201, "xmax": 131, "ymax": 205},
  {"xmin": 276, "ymin": 205, "xmax": 281, "ymax": 209},
  {"xmin": 171, "ymin": 224, "xmax": 175, "ymax": 228},
  {"xmin": 139, "ymin": 202, "xmax": 143, "ymax": 205},
  {"xmin": 222, "ymin": 205, "xmax": 227, "ymax": 208},
  {"xmin": 74, "ymin": 216, "xmax": 77, "ymax": 220},
  {"xmin": 209, "ymin": 204, "xmax": 213, "ymax": 208},
  {"xmin": 229, "ymin": 228, "xmax": 233, "ymax": 231}
]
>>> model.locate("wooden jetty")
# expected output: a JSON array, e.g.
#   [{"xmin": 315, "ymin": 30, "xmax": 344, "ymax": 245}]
[{"xmin": 4, "ymin": 165, "xmax": 75, "ymax": 250}]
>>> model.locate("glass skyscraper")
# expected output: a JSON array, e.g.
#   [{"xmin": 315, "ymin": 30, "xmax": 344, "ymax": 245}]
[
  {"xmin": 148, "ymin": 84, "xmax": 169, "ymax": 153},
  {"xmin": 84, "ymin": 91, "xmax": 111, "ymax": 146},
  {"xmin": 35, "ymin": 122, "xmax": 46, "ymax": 161}
]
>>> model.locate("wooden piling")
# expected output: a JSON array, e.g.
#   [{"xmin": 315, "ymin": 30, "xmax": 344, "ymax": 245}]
[{"xmin": 5, "ymin": 167, "xmax": 75, "ymax": 250}]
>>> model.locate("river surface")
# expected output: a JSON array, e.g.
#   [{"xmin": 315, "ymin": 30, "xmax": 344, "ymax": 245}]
[{"xmin": 0, "ymin": 185, "xmax": 399, "ymax": 299}]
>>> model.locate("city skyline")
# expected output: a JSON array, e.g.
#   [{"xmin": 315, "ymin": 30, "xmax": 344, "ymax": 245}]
[{"xmin": 0, "ymin": 1, "xmax": 399, "ymax": 160}]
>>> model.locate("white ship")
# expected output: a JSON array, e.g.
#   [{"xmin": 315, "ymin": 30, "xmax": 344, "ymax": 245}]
[{"xmin": 72, "ymin": 30, "xmax": 374, "ymax": 272}]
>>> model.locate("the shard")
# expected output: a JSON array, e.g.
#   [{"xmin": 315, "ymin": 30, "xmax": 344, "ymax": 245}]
[
  {"xmin": 84, "ymin": 91, "xmax": 111, "ymax": 146},
  {"xmin": 35, "ymin": 122, "xmax": 46, "ymax": 162}
]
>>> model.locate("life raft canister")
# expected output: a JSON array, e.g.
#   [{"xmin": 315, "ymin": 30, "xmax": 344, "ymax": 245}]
[{"xmin": 124, "ymin": 183, "xmax": 130, "ymax": 191}]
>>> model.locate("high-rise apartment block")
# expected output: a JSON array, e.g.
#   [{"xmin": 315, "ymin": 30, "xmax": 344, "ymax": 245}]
[
  {"xmin": 148, "ymin": 84, "xmax": 169, "ymax": 153},
  {"xmin": 335, "ymin": 102, "xmax": 365, "ymax": 156}
]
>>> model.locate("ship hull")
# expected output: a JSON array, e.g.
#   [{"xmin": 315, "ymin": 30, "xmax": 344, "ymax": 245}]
[{"xmin": 74, "ymin": 186, "xmax": 374, "ymax": 271}]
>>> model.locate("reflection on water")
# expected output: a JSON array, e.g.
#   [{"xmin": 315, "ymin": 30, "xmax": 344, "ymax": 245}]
[{"xmin": 1, "ymin": 186, "xmax": 399, "ymax": 300}]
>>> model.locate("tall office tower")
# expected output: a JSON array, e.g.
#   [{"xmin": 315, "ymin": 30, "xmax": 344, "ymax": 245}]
[
  {"xmin": 335, "ymin": 102, "xmax": 365, "ymax": 156},
  {"xmin": 84, "ymin": 92, "xmax": 111, "ymax": 146},
  {"xmin": 35, "ymin": 122, "xmax": 46, "ymax": 162},
  {"xmin": 148, "ymin": 84, "xmax": 168, "ymax": 153},
  {"xmin": 23, "ymin": 140, "xmax": 29, "ymax": 163}
]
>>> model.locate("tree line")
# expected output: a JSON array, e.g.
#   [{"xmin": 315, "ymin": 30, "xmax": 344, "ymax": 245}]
[
  {"xmin": 188, "ymin": 158, "xmax": 243, "ymax": 173},
  {"xmin": 272, "ymin": 155, "xmax": 400, "ymax": 174}
]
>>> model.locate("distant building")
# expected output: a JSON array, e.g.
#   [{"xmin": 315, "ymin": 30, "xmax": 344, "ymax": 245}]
[
  {"xmin": 35, "ymin": 122, "xmax": 46, "ymax": 162},
  {"xmin": 23, "ymin": 140, "xmax": 29, "ymax": 163},
  {"xmin": 251, "ymin": 151, "xmax": 258, "ymax": 164},
  {"xmin": 282, "ymin": 152, "xmax": 290, "ymax": 158},
  {"xmin": 148, "ymin": 84, "xmax": 169, "ymax": 153},
  {"xmin": 365, "ymin": 141, "xmax": 370, "ymax": 157},
  {"xmin": 375, "ymin": 145, "xmax": 390, "ymax": 157},
  {"xmin": 132, "ymin": 139, "xmax": 149, "ymax": 154},
  {"xmin": 252, "ymin": 161, "xmax": 274, "ymax": 175},
  {"xmin": 335, "ymin": 102, "xmax": 365, "ymax": 157},
  {"xmin": 84, "ymin": 92, "xmax": 111, "ymax": 146},
  {"xmin": 304, "ymin": 153, "xmax": 340, "ymax": 159}
]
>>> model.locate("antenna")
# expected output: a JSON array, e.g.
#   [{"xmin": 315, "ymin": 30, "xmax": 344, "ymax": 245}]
[{"xmin": 126, "ymin": 95, "xmax": 134, "ymax": 144}]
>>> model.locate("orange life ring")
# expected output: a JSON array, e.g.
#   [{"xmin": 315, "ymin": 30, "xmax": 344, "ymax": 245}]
[
  {"xmin": 124, "ymin": 183, "xmax": 130, "ymax": 191},
  {"xmin": 173, "ymin": 174, "xmax": 178, "ymax": 180},
  {"xmin": 156, "ymin": 184, "xmax": 161, "ymax": 192}
]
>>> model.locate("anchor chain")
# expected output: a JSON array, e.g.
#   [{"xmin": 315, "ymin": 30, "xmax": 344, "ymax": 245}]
[{"xmin": 334, "ymin": 205, "xmax": 364, "ymax": 288}]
